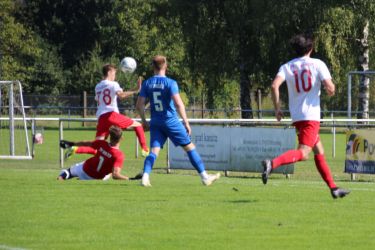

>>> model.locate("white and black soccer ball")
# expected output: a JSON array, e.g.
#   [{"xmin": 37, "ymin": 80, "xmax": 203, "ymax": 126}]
[{"xmin": 120, "ymin": 57, "xmax": 137, "ymax": 73}]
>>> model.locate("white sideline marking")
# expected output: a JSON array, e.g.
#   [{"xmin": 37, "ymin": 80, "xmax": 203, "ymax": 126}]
[{"xmin": 0, "ymin": 245, "xmax": 29, "ymax": 250}]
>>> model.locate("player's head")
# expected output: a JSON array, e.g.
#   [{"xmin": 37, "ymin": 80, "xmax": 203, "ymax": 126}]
[
  {"xmin": 102, "ymin": 64, "xmax": 117, "ymax": 80},
  {"xmin": 152, "ymin": 55, "xmax": 167, "ymax": 72},
  {"xmin": 290, "ymin": 33, "xmax": 314, "ymax": 57},
  {"xmin": 109, "ymin": 125, "xmax": 123, "ymax": 144}
]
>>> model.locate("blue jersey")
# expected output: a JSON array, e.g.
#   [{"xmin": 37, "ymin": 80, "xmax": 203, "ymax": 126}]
[
  {"xmin": 140, "ymin": 75, "xmax": 191, "ymax": 148},
  {"xmin": 140, "ymin": 75, "xmax": 179, "ymax": 124}
]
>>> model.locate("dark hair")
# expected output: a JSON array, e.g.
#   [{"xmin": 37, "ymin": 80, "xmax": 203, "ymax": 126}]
[
  {"xmin": 102, "ymin": 64, "xmax": 117, "ymax": 77},
  {"xmin": 289, "ymin": 33, "xmax": 314, "ymax": 57},
  {"xmin": 152, "ymin": 55, "xmax": 167, "ymax": 71},
  {"xmin": 109, "ymin": 126, "xmax": 122, "ymax": 143}
]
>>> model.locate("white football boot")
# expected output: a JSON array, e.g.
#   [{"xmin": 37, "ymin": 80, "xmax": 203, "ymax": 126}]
[
  {"xmin": 202, "ymin": 173, "xmax": 221, "ymax": 186},
  {"xmin": 141, "ymin": 174, "xmax": 152, "ymax": 187}
]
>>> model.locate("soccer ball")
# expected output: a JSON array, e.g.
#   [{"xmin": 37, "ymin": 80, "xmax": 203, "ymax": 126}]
[
  {"xmin": 120, "ymin": 57, "xmax": 137, "ymax": 73},
  {"xmin": 34, "ymin": 133, "xmax": 43, "ymax": 144}
]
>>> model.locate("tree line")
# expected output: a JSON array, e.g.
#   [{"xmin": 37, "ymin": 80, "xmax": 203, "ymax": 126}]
[{"xmin": 1, "ymin": 0, "xmax": 374, "ymax": 118}]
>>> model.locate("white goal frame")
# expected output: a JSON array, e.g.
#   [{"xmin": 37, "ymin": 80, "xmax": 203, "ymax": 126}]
[{"xmin": 0, "ymin": 80, "xmax": 32, "ymax": 159}]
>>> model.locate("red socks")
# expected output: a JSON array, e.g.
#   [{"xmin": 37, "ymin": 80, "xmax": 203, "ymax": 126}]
[
  {"xmin": 314, "ymin": 154, "xmax": 337, "ymax": 189},
  {"xmin": 134, "ymin": 126, "xmax": 148, "ymax": 150},
  {"xmin": 272, "ymin": 149, "xmax": 303, "ymax": 169},
  {"xmin": 272, "ymin": 150, "xmax": 337, "ymax": 189},
  {"xmin": 76, "ymin": 146, "xmax": 97, "ymax": 155}
]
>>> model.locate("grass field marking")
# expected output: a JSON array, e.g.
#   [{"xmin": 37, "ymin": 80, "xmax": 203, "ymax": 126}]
[{"xmin": 0, "ymin": 244, "xmax": 29, "ymax": 250}]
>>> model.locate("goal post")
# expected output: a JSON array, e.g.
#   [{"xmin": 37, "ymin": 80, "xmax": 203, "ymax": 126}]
[{"xmin": 0, "ymin": 80, "xmax": 32, "ymax": 159}]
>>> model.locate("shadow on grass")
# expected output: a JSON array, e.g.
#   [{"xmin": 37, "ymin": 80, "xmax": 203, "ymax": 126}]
[
  {"xmin": 225, "ymin": 199, "xmax": 259, "ymax": 204},
  {"xmin": 225, "ymin": 175, "xmax": 260, "ymax": 179},
  {"xmin": 340, "ymin": 179, "xmax": 375, "ymax": 183}
]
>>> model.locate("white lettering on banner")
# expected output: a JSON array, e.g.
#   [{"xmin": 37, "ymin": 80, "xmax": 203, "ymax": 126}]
[
  {"xmin": 194, "ymin": 133, "xmax": 218, "ymax": 143},
  {"xmin": 169, "ymin": 126, "xmax": 295, "ymax": 174}
]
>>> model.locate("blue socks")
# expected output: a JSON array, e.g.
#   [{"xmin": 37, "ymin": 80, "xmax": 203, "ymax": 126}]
[
  {"xmin": 187, "ymin": 149, "xmax": 205, "ymax": 173},
  {"xmin": 144, "ymin": 150, "xmax": 205, "ymax": 175},
  {"xmin": 143, "ymin": 152, "xmax": 157, "ymax": 174}
]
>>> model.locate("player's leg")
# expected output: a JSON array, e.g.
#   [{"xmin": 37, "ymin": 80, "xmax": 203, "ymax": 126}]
[
  {"xmin": 57, "ymin": 168, "xmax": 73, "ymax": 180},
  {"xmin": 64, "ymin": 146, "xmax": 96, "ymax": 159},
  {"xmin": 141, "ymin": 147, "xmax": 160, "ymax": 187},
  {"xmin": 313, "ymin": 140, "xmax": 350, "ymax": 198},
  {"xmin": 70, "ymin": 162, "xmax": 95, "ymax": 180},
  {"xmin": 127, "ymin": 120, "xmax": 149, "ymax": 156},
  {"xmin": 262, "ymin": 143, "xmax": 309, "ymax": 185},
  {"xmin": 141, "ymin": 127, "xmax": 165, "ymax": 187},
  {"xmin": 262, "ymin": 121, "xmax": 316, "ymax": 184},
  {"xmin": 79, "ymin": 146, "xmax": 97, "ymax": 154},
  {"xmin": 111, "ymin": 113, "xmax": 149, "ymax": 156},
  {"xmin": 167, "ymin": 120, "xmax": 220, "ymax": 185},
  {"xmin": 64, "ymin": 114, "xmax": 110, "ymax": 158},
  {"xmin": 313, "ymin": 140, "xmax": 336, "ymax": 188},
  {"xmin": 268, "ymin": 121, "xmax": 317, "ymax": 168},
  {"xmin": 67, "ymin": 113, "xmax": 110, "ymax": 157},
  {"xmin": 57, "ymin": 162, "xmax": 82, "ymax": 180},
  {"xmin": 182, "ymin": 142, "xmax": 220, "ymax": 186},
  {"xmin": 271, "ymin": 148, "xmax": 306, "ymax": 168}
]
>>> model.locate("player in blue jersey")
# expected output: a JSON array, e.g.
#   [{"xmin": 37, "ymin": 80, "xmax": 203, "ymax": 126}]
[{"xmin": 135, "ymin": 55, "xmax": 220, "ymax": 187}]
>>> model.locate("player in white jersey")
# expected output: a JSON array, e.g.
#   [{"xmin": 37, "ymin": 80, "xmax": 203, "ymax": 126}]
[
  {"xmin": 65, "ymin": 64, "xmax": 149, "ymax": 158},
  {"xmin": 279, "ymin": 57, "xmax": 331, "ymax": 122},
  {"xmin": 262, "ymin": 33, "xmax": 350, "ymax": 199},
  {"xmin": 95, "ymin": 79, "xmax": 124, "ymax": 118}
]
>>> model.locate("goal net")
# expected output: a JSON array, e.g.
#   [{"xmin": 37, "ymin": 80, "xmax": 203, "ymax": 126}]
[{"xmin": 0, "ymin": 81, "xmax": 32, "ymax": 159}]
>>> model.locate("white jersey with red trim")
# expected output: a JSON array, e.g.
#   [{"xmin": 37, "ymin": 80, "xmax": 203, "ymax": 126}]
[
  {"xmin": 277, "ymin": 56, "xmax": 332, "ymax": 122},
  {"xmin": 95, "ymin": 80, "xmax": 123, "ymax": 118}
]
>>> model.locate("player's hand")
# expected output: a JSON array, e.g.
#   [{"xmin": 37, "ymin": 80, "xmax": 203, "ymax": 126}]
[
  {"xmin": 60, "ymin": 140, "xmax": 74, "ymax": 149},
  {"xmin": 275, "ymin": 109, "xmax": 284, "ymax": 121},
  {"xmin": 184, "ymin": 122, "xmax": 192, "ymax": 135},
  {"xmin": 142, "ymin": 121, "xmax": 150, "ymax": 131}
]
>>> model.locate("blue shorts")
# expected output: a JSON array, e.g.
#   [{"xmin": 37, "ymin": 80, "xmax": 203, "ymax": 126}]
[{"xmin": 150, "ymin": 119, "xmax": 191, "ymax": 148}]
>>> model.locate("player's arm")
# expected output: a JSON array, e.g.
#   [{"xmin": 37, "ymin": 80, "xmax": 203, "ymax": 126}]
[
  {"xmin": 322, "ymin": 79, "xmax": 335, "ymax": 96},
  {"xmin": 117, "ymin": 77, "xmax": 143, "ymax": 100},
  {"xmin": 271, "ymin": 75, "xmax": 284, "ymax": 121},
  {"xmin": 172, "ymin": 93, "xmax": 191, "ymax": 135},
  {"xmin": 135, "ymin": 80, "xmax": 150, "ymax": 130},
  {"xmin": 136, "ymin": 95, "xmax": 147, "ymax": 117},
  {"xmin": 59, "ymin": 140, "xmax": 93, "ymax": 148},
  {"xmin": 112, "ymin": 167, "xmax": 129, "ymax": 180}
]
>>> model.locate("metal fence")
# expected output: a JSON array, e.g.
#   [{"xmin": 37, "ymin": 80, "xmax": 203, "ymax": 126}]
[{"xmin": 20, "ymin": 94, "xmax": 375, "ymax": 119}]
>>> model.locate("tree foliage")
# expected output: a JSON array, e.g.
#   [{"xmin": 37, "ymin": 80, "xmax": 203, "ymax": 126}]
[
  {"xmin": 2, "ymin": 0, "xmax": 375, "ymax": 115},
  {"xmin": 0, "ymin": 0, "xmax": 65, "ymax": 94}
]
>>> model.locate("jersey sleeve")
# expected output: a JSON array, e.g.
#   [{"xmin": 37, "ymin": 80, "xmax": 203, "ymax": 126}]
[
  {"xmin": 170, "ymin": 80, "xmax": 179, "ymax": 95},
  {"xmin": 113, "ymin": 151, "xmax": 124, "ymax": 169},
  {"xmin": 91, "ymin": 140, "xmax": 103, "ymax": 149},
  {"xmin": 94, "ymin": 84, "xmax": 100, "ymax": 101},
  {"xmin": 317, "ymin": 60, "xmax": 332, "ymax": 81},
  {"xmin": 276, "ymin": 65, "xmax": 286, "ymax": 80},
  {"xmin": 113, "ymin": 81, "xmax": 123, "ymax": 93},
  {"xmin": 139, "ymin": 81, "xmax": 147, "ymax": 97}
]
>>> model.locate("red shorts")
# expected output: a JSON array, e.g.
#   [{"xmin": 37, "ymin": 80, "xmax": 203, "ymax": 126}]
[
  {"xmin": 96, "ymin": 112, "xmax": 134, "ymax": 138},
  {"xmin": 293, "ymin": 120, "xmax": 320, "ymax": 147}
]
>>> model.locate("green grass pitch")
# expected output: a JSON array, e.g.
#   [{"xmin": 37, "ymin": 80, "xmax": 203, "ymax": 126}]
[{"xmin": 1, "ymin": 128, "xmax": 375, "ymax": 249}]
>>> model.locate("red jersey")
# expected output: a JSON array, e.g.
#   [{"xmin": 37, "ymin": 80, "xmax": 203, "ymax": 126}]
[{"xmin": 83, "ymin": 140, "xmax": 124, "ymax": 179}]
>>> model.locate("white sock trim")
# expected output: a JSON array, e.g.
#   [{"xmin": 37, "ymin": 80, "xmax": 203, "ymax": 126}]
[{"xmin": 200, "ymin": 171, "xmax": 209, "ymax": 179}]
